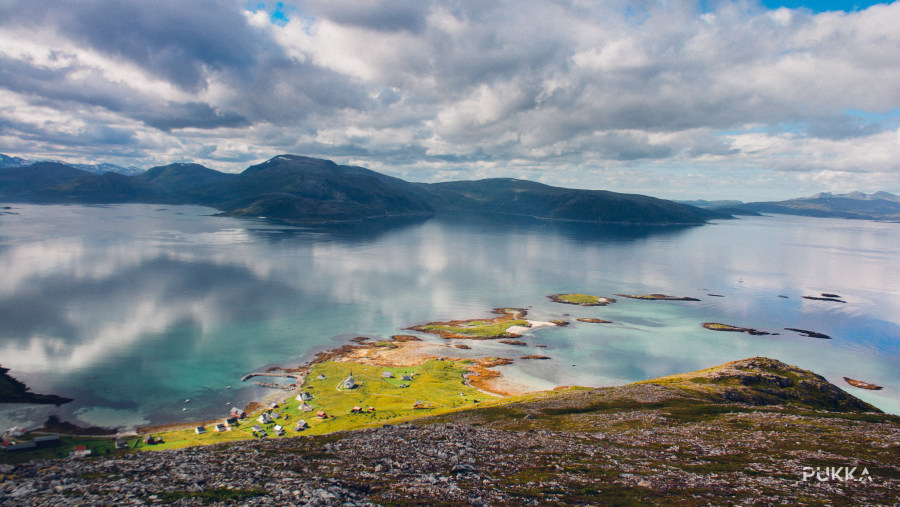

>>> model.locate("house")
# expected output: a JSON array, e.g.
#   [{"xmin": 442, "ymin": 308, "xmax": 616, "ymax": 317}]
[
  {"xmin": 401, "ymin": 374, "xmax": 413, "ymax": 381},
  {"xmin": 115, "ymin": 439, "xmax": 129, "ymax": 449},
  {"xmin": 382, "ymin": 371, "xmax": 393, "ymax": 378},
  {"xmin": 413, "ymin": 400, "xmax": 425, "ymax": 409},
  {"xmin": 230, "ymin": 407, "xmax": 246, "ymax": 418},
  {"xmin": 273, "ymin": 424, "xmax": 285, "ymax": 436},
  {"xmin": 70, "ymin": 445, "xmax": 91, "ymax": 458},
  {"xmin": 317, "ymin": 374, "xmax": 327, "ymax": 380},
  {"xmin": 33, "ymin": 434, "xmax": 60, "ymax": 447},
  {"xmin": 351, "ymin": 406, "xmax": 362, "ymax": 413},
  {"xmin": 269, "ymin": 402, "xmax": 279, "ymax": 409},
  {"xmin": 225, "ymin": 417, "xmax": 239, "ymax": 427},
  {"xmin": 257, "ymin": 413, "xmax": 272, "ymax": 424},
  {"xmin": 194, "ymin": 426, "xmax": 206, "ymax": 435},
  {"xmin": 299, "ymin": 401, "xmax": 313, "ymax": 411},
  {"xmin": 4, "ymin": 441, "xmax": 37, "ymax": 452},
  {"xmin": 296, "ymin": 392, "xmax": 313, "ymax": 401},
  {"xmin": 252, "ymin": 424, "xmax": 264, "ymax": 433},
  {"xmin": 294, "ymin": 420, "xmax": 309, "ymax": 431},
  {"xmin": 215, "ymin": 424, "xmax": 227, "ymax": 432},
  {"xmin": 316, "ymin": 410, "xmax": 328, "ymax": 419},
  {"xmin": 143, "ymin": 435, "xmax": 161, "ymax": 445},
  {"xmin": 343, "ymin": 373, "xmax": 356, "ymax": 389}
]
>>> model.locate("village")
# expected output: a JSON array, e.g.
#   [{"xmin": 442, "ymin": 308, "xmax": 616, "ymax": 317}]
[{"xmin": 1, "ymin": 354, "xmax": 498, "ymax": 461}]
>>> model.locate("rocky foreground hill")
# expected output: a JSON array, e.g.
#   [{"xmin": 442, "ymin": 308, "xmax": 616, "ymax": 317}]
[{"xmin": 2, "ymin": 357, "xmax": 897, "ymax": 505}]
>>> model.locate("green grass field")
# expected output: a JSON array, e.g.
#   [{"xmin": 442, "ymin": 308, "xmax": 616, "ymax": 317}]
[{"xmin": 132, "ymin": 359, "xmax": 498, "ymax": 451}]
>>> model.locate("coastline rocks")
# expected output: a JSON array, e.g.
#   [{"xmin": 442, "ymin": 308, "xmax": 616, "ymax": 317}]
[
  {"xmin": 520, "ymin": 355, "xmax": 551, "ymax": 360},
  {"xmin": 498, "ymin": 340, "xmax": 527, "ymax": 346}
]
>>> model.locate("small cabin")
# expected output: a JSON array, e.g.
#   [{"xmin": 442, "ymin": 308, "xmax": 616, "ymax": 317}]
[
  {"xmin": 299, "ymin": 401, "xmax": 313, "ymax": 412},
  {"xmin": 296, "ymin": 392, "xmax": 313, "ymax": 401},
  {"xmin": 351, "ymin": 406, "xmax": 362, "ymax": 413},
  {"xmin": 225, "ymin": 417, "xmax": 239, "ymax": 427},
  {"xmin": 215, "ymin": 424, "xmax": 227, "ymax": 432},
  {"xmin": 317, "ymin": 374, "xmax": 327, "ymax": 380},
  {"xmin": 316, "ymin": 410, "xmax": 328, "ymax": 419},
  {"xmin": 269, "ymin": 402, "xmax": 279, "ymax": 410},
  {"xmin": 230, "ymin": 407, "xmax": 246, "ymax": 418},
  {"xmin": 382, "ymin": 371, "xmax": 393, "ymax": 378},
  {"xmin": 33, "ymin": 435, "xmax": 60, "ymax": 447},
  {"xmin": 252, "ymin": 424, "xmax": 264, "ymax": 433},
  {"xmin": 257, "ymin": 413, "xmax": 272, "ymax": 424},
  {"xmin": 114, "ymin": 439, "xmax": 129, "ymax": 449},
  {"xmin": 294, "ymin": 420, "xmax": 309, "ymax": 431},
  {"xmin": 194, "ymin": 426, "xmax": 207, "ymax": 435},
  {"xmin": 401, "ymin": 374, "xmax": 413, "ymax": 381},
  {"xmin": 70, "ymin": 445, "xmax": 91, "ymax": 458}
]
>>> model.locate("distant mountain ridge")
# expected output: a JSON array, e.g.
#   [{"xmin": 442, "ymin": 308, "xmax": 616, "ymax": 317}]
[
  {"xmin": 716, "ymin": 190, "xmax": 900, "ymax": 221},
  {"xmin": 0, "ymin": 154, "xmax": 725, "ymax": 225},
  {"xmin": 0, "ymin": 153, "xmax": 143, "ymax": 176}
]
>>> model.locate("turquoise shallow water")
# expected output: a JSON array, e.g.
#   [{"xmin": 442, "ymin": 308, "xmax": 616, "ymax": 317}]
[{"xmin": 0, "ymin": 203, "xmax": 898, "ymax": 430}]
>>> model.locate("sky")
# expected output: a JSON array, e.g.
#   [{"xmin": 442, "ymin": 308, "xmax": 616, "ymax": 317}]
[{"xmin": 0, "ymin": 0, "xmax": 898, "ymax": 201}]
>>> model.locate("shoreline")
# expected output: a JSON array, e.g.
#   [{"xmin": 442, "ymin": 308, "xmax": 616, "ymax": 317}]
[{"xmin": 136, "ymin": 330, "xmax": 544, "ymax": 436}]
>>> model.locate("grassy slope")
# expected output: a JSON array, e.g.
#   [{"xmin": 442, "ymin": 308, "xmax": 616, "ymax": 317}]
[{"xmin": 133, "ymin": 359, "xmax": 496, "ymax": 452}]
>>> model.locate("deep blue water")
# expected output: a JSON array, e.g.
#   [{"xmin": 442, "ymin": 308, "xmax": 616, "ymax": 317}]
[{"xmin": 1, "ymin": 203, "xmax": 897, "ymax": 430}]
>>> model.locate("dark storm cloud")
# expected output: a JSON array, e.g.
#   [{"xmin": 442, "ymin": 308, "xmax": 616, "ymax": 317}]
[{"xmin": 4, "ymin": 0, "xmax": 265, "ymax": 92}]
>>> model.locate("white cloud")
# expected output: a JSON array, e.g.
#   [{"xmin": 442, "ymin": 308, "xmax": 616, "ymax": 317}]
[{"xmin": 0, "ymin": 0, "xmax": 898, "ymax": 198}]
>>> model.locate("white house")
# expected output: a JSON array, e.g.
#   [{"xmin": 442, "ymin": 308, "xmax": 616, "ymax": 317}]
[{"xmin": 343, "ymin": 373, "xmax": 356, "ymax": 389}]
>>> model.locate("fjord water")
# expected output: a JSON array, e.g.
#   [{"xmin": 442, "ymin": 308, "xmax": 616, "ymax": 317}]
[{"xmin": 1, "ymin": 204, "xmax": 898, "ymax": 430}]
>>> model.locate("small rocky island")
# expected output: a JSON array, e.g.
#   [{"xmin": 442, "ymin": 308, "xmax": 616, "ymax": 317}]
[
  {"xmin": 548, "ymin": 293, "xmax": 616, "ymax": 306},
  {"xmin": 616, "ymin": 293, "xmax": 701, "ymax": 301},
  {"xmin": 702, "ymin": 322, "xmax": 776, "ymax": 335}
]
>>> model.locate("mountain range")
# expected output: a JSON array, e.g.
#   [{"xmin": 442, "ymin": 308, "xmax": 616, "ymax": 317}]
[
  {"xmin": 704, "ymin": 191, "xmax": 900, "ymax": 221},
  {"xmin": 0, "ymin": 154, "xmax": 725, "ymax": 225},
  {"xmin": 0, "ymin": 154, "xmax": 143, "ymax": 176}
]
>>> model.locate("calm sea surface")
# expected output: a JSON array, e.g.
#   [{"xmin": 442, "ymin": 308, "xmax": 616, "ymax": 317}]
[{"xmin": 1, "ymin": 203, "xmax": 898, "ymax": 429}]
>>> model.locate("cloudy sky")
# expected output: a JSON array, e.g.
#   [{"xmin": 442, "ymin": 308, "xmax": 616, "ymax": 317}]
[{"xmin": 1, "ymin": 0, "xmax": 898, "ymax": 200}]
